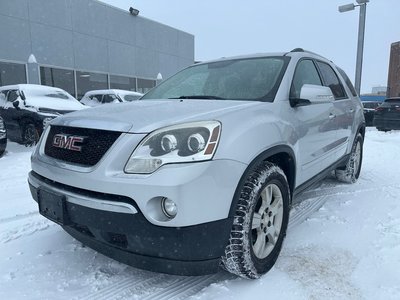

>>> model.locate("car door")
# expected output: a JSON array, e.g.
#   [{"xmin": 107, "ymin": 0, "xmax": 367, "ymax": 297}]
[
  {"xmin": 2, "ymin": 89, "xmax": 21, "ymax": 138},
  {"xmin": 316, "ymin": 62, "xmax": 355, "ymax": 160},
  {"xmin": 289, "ymin": 59, "xmax": 337, "ymax": 185}
]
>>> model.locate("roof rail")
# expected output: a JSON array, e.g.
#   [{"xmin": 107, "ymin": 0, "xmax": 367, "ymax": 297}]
[
  {"xmin": 286, "ymin": 48, "xmax": 325, "ymax": 58},
  {"xmin": 290, "ymin": 48, "xmax": 304, "ymax": 52}
]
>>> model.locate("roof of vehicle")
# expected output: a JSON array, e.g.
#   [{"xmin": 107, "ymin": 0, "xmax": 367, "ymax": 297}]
[
  {"xmin": 384, "ymin": 97, "xmax": 400, "ymax": 102},
  {"xmin": 83, "ymin": 89, "xmax": 143, "ymax": 97},
  {"xmin": 0, "ymin": 84, "xmax": 66, "ymax": 92},
  {"xmin": 194, "ymin": 49, "xmax": 330, "ymax": 66}
]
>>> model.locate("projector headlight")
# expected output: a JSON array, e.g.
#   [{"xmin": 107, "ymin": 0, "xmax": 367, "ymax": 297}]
[{"xmin": 124, "ymin": 121, "xmax": 221, "ymax": 174}]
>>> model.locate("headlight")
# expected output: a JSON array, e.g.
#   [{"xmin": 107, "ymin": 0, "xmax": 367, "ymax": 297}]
[{"xmin": 125, "ymin": 121, "xmax": 221, "ymax": 174}]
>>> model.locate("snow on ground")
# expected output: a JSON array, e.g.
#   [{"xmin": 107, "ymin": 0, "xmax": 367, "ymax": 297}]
[{"xmin": 0, "ymin": 128, "xmax": 399, "ymax": 299}]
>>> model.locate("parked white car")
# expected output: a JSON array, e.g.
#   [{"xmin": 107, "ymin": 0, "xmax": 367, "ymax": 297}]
[{"xmin": 80, "ymin": 89, "xmax": 143, "ymax": 107}]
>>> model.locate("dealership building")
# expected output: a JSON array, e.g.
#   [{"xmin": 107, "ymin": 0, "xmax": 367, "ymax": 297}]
[{"xmin": 0, "ymin": 0, "xmax": 194, "ymax": 99}]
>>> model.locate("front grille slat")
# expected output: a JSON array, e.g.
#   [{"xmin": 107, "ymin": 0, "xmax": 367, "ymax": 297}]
[{"xmin": 44, "ymin": 125, "xmax": 122, "ymax": 166}]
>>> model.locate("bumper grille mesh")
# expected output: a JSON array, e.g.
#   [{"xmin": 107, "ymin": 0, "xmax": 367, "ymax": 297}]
[{"xmin": 44, "ymin": 125, "xmax": 121, "ymax": 166}]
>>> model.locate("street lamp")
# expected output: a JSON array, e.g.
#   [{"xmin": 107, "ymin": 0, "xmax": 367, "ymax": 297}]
[{"xmin": 338, "ymin": 0, "xmax": 369, "ymax": 95}]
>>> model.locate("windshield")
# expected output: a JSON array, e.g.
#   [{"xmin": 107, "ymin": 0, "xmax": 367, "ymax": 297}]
[
  {"xmin": 142, "ymin": 57, "xmax": 289, "ymax": 102},
  {"xmin": 22, "ymin": 88, "xmax": 76, "ymax": 101},
  {"xmin": 123, "ymin": 94, "xmax": 141, "ymax": 101}
]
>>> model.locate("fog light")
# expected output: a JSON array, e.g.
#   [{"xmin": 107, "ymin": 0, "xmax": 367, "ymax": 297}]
[{"xmin": 161, "ymin": 197, "xmax": 177, "ymax": 218}]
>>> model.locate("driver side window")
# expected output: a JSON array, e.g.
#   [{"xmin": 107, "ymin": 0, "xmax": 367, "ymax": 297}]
[
  {"xmin": 7, "ymin": 90, "xmax": 19, "ymax": 102},
  {"xmin": 290, "ymin": 60, "xmax": 322, "ymax": 99}
]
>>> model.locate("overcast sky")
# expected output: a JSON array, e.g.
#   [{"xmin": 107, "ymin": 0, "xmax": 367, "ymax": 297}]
[{"xmin": 101, "ymin": 0, "xmax": 399, "ymax": 94}]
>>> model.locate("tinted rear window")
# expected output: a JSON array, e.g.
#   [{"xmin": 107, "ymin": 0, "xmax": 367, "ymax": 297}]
[
  {"xmin": 316, "ymin": 61, "xmax": 347, "ymax": 100},
  {"xmin": 337, "ymin": 67, "xmax": 358, "ymax": 97}
]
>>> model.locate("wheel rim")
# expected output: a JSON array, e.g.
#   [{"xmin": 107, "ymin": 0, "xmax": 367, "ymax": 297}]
[
  {"xmin": 24, "ymin": 125, "xmax": 37, "ymax": 144},
  {"xmin": 251, "ymin": 183, "xmax": 284, "ymax": 259}
]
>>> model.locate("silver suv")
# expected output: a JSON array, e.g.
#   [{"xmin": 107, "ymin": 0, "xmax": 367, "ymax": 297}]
[{"xmin": 28, "ymin": 49, "xmax": 365, "ymax": 279}]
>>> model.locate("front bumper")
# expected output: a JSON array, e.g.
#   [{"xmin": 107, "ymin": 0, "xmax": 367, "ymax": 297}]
[{"xmin": 29, "ymin": 171, "xmax": 234, "ymax": 275}]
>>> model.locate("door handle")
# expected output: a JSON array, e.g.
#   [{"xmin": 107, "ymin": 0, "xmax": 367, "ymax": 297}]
[
  {"xmin": 329, "ymin": 113, "xmax": 336, "ymax": 119},
  {"xmin": 349, "ymin": 108, "xmax": 355, "ymax": 113}
]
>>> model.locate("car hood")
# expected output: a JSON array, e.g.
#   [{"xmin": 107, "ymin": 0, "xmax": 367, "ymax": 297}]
[
  {"xmin": 26, "ymin": 97, "xmax": 86, "ymax": 112},
  {"xmin": 51, "ymin": 99, "xmax": 262, "ymax": 133}
]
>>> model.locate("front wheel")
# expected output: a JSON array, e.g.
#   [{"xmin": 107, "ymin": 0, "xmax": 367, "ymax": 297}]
[
  {"xmin": 22, "ymin": 122, "xmax": 40, "ymax": 146},
  {"xmin": 221, "ymin": 162, "xmax": 290, "ymax": 279},
  {"xmin": 335, "ymin": 133, "xmax": 363, "ymax": 183}
]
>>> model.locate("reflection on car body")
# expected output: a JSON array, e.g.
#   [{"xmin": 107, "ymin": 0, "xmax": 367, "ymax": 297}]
[
  {"xmin": 80, "ymin": 89, "xmax": 143, "ymax": 107},
  {"xmin": 0, "ymin": 84, "xmax": 85, "ymax": 145}
]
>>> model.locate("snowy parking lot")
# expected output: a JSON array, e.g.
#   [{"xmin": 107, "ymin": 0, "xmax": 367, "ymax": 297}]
[{"xmin": 0, "ymin": 128, "xmax": 399, "ymax": 300}]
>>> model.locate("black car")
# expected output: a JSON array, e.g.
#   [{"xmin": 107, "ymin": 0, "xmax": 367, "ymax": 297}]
[
  {"xmin": 0, "ymin": 116, "xmax": 6, "ymax": 157},
  {"xmin": 0, "ymin": 84, "xmax": 85, "ymax": 145},
  {"xmin": 362, "ymin": 101, "xmax": 381, "ymax": 126},
  {"xmin": 374, "ymin": 97, "xmax": 400, "ymax": 131}
]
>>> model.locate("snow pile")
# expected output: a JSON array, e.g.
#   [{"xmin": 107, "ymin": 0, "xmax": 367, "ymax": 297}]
[{"xmin": 0, "ymin": 128, "xmax": 399, "ymax": 299}]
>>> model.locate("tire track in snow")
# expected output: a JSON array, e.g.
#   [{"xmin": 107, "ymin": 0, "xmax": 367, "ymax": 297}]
[
  {"xmin": 75, "ymin": 270, "xmax": 232, "ymax": 300},
  {"xmin": 289, "ymin": 196, "xmax": 329, "ymax": 229},
  {"xmin": 0, "ymin": 211, "xmax": 39, "ymax": 225},
  {"xmin": 138, "ymin": 272, "xmax": 233, "ymax": 300},
  {"xmin": 0, "ymin": 218, "xmax": 53, "ymax": 244},
  {"xmin": 76, "ymin": 274, "xmax": 167, "ymax": 300}
]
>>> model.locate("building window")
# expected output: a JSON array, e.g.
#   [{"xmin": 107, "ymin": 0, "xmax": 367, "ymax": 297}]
[
  {"xmin": 76, "ymin": 71, "xmax": 108, "ymax": 100},
  {"xmin": 40, "ymin": 66, "xmax": 75, "ymax": 97},
  {"xmin": 110, "ymin": 75, "xmax": 137, "ymax": 91},
  {"xmin": 0, "ymin": 61, "xmax": 26, "ymax": 86},
  {"xmin": 137, "ymin": 78, "xmax": 156, "ymax": 94}
]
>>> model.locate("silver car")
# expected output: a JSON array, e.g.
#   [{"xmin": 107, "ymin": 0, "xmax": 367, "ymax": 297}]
[{"xmin": 28, "ymin": 49, "xmax": 365, "ymax": 279}]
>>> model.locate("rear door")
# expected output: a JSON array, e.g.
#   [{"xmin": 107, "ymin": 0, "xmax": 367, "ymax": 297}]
[
  {"xmin": 316, "ymin": 62, "xmax": 355, "ymax": 160},
  {"xmin": 2, "ymin": 89, "xmax": 21, "ymax": 138}
]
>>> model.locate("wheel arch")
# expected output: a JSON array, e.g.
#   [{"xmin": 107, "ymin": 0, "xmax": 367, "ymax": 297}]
[
  {"xmin": 228, "ymin": 145, "xmax": 296, "ymax": 218},
  {"xmin": 358, "ymin": 124, "xmax": 366, "ymax": 140}
]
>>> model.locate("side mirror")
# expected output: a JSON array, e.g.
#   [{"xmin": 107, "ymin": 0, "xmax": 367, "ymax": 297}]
[
  {"xmin": 13, "ymin": 100, "xmax": 21, "ymax": 110},
  {"xmin": 300, "ymin": 84, "xmax": 334, "ymax": 103}
]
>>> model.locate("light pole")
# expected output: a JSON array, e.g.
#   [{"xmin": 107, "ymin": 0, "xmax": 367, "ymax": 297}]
[{"xmin": 338, "ymin": 0, "xmax": 369, "ymax": 95}]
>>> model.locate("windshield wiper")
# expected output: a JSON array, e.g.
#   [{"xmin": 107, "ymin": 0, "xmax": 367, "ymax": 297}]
[{"xmin": 168, "ymin": 95, "xmax": 226, "ymax": 100}]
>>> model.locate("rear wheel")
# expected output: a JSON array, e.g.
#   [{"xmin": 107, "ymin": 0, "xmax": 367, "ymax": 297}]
[
  {"xmin": 22, "ymin": 122, "xmax": 39, "ymax": 146},
  {"xmin": 221, "ymin": 162, "xmax": 290, "ymax": 279},
  {"xmin": 335, "ymin": 133, "xmax": 363, "ymax": 183}
]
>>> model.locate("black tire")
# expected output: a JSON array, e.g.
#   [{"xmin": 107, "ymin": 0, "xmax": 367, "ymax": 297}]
[
  {"xmin": 22, "ymin": 122, "xmax": 39, "ymax": 147},
  {"xmin": 221, "ymin": 161, "xmax": 290, "ymax": 279},
  {"xmin": 335, "ymin": 133, "xmax": 363, "ymax": 183}
]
